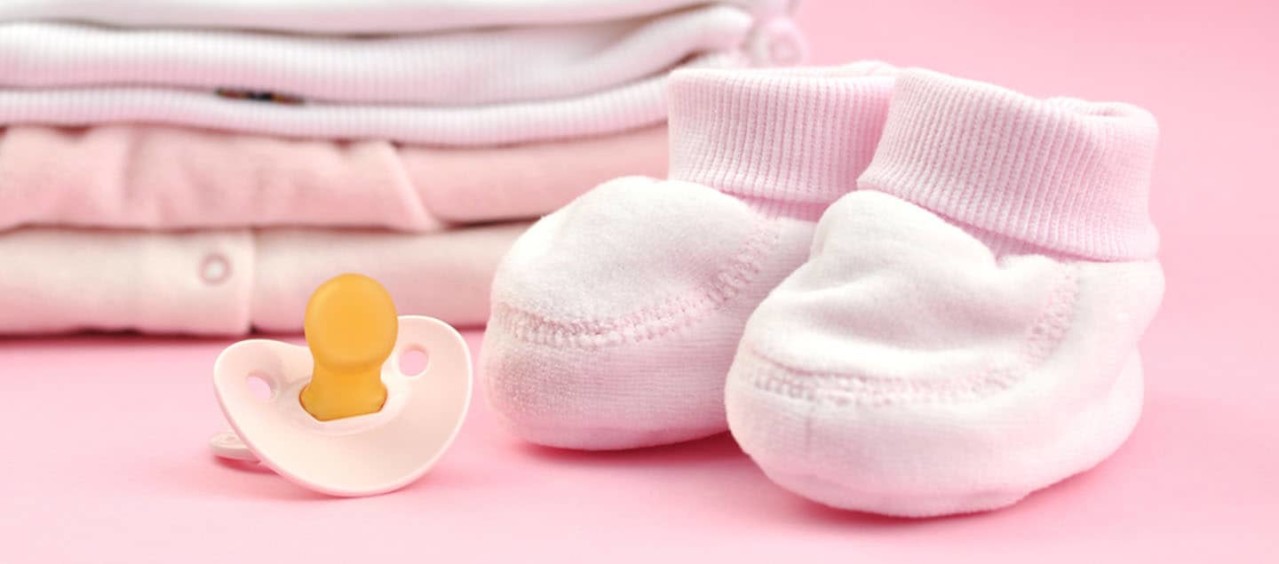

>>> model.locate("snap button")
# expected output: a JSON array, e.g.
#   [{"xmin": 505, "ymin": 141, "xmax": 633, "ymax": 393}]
[
  {"xmin": 200, "ymin": 253, "xmax": 231, "ymax": 285},
  {"xmin": 748, "ymin": 19, "xmax": 808, "ymax": 66}
]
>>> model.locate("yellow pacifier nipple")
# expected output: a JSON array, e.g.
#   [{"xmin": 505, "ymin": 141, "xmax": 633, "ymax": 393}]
[{"xmin": 299, "ymin": 273, "xmax": 398, "ymax": 421}]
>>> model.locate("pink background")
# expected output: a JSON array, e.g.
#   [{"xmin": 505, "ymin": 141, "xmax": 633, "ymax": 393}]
[{"xmin": 2, "ymin": 0, "xmax": 1276, "ymax": 561}]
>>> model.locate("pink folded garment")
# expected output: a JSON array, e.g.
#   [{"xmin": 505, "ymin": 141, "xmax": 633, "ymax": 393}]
[
  {"xmin": 0, "ymin": 125, "xmax": 667, "ymax": 231},
  {"xmin": 0, "ymin": 222, "xmax": 529, "ymax": 335}
]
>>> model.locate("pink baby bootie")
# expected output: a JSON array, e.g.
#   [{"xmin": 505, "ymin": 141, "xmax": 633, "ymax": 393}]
[
  {"xmin": 481, "ymin": 63, "xmax": 895, "ymax": 449},
  {"xmin": 726, "ymin": 68, "xmax": 1164, "ymax": 516}
]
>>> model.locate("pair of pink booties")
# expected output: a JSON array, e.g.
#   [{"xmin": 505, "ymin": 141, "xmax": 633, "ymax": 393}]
[{"xmin": 481, "ymin": 62, "xmax": 1164, "ymax": 517}]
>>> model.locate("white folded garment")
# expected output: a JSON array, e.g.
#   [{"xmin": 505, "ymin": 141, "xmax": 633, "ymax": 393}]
[
  {"xmin": 0, "ymin": 5, "xmax": 753, "ymax": 105},
  {"xmin": 0, "ymin": 53, "xmax": 740, "ymax": 145},
  {"xmin": 0, "ymin": 223, "xmax": 530, "ymax": 335},
  {"xmin": 0, "ymin": 0, "xmax": 807, "ymax": 143},
  {"xmin": 0, "ymin": 0, "xmax": 790, "ymax": 34}
]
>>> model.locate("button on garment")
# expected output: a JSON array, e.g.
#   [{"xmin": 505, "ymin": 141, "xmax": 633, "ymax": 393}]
[{"xmin": 200, "ymin": 253, "xmax": 231, "ymax": 285}]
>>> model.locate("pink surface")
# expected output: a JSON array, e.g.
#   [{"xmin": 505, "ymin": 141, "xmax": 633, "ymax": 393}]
[{"xmin": 2, "ymin": 0, "xmax": 1278, "ymax": 561}]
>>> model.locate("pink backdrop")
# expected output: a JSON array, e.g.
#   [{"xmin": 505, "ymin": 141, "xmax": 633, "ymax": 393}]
[{"xmin": 1, "ymin": 1, "xmax": 1276, "ymax": 562}]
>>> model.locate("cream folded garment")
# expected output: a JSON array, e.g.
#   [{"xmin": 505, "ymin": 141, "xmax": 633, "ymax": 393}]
[{"xmin": 0, "ymin": 223, "xmax": 530, "ymax": 335}]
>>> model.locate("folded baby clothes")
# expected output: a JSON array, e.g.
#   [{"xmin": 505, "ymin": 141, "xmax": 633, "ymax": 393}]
[
  {"xmin": 0, "ymin": 0, "xmax": 806, "ymax": 336},
  {"xmin": 0, "ymin": 2, "xmax": 805, "ymax": 144},
  {"xmin": 0, "ymin": 124, "xmax": 666, "ymax": 231},
  {"xmin": 0, "ymin": 0, "xmax": 792, "ymax": 35},
  {"xmin": 0, "ymin": 222, "xmax": 529, "ymax": 335}
]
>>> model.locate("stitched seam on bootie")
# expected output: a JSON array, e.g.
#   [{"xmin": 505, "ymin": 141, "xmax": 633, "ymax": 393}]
[
  {"xmin": 744, "ymin": 264, "xmax": 1082, "ymax": 407},
  {"xmin": 490, "ymin": 221, "xmax": 782, "ymax": 350}
]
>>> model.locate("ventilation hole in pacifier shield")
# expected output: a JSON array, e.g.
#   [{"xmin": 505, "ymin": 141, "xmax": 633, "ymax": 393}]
[
  {"xmin": 398, "ymin": 346, "xmax": 430, "ymax": 378},
  {"xmin": 246, "ymin": 373, "xmax": 276, "ymax": 401}
]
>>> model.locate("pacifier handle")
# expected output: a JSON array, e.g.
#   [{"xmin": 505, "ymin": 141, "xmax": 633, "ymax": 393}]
[{"xmin": 209, "ymin": 430, "xmax": 258, "ymax": 462}]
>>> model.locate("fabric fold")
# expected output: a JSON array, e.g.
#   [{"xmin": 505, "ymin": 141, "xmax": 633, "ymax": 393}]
[
  {"xmin": 669, "ymin": 62, "xmax": 895, "ymax": 218},
  {"xmin": 858, "ymin": 68, "xmax": 1160, "ymax": 260},
  {"xmin": 0, "ymin": 54, "xmax": 734, "ymax": 145},
  {"xmin": 0, "ymin": 0, "xmax": 791, "ymax": 34}
]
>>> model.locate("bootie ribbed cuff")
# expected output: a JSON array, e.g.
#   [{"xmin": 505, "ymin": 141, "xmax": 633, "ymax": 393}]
[
  {"xmin": 667, "ymin": 62, "xmax": 896, "ymax": 220},
  {"xmin": 859, "ymin": 68, "xmax": 1160, "ymax": 260}
]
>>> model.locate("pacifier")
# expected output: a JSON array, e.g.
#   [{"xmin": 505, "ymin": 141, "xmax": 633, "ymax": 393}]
[{"xmin": 209, "ymin": 273, "xmax": 472, "ymax": 496}]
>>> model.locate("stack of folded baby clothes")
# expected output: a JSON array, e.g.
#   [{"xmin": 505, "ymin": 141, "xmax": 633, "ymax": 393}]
[{"xmin": 0, "ymin": 0, "xmax": 804, "ymax": 335}]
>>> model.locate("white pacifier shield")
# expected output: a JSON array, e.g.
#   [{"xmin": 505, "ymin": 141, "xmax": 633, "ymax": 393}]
[{"xmin": 212, "ymin": 315, "xmax": 472, "ymax": 496}]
